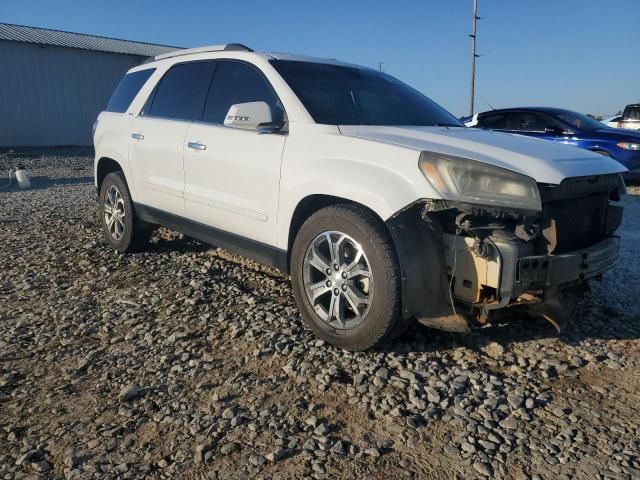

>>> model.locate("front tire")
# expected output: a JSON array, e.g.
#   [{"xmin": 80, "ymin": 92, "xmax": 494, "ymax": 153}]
[
  {"xmin": 99, "ymin": 171, "xmax": 151, "ymax": 253},
  {"xmin": 290, "ymin": 205, "xmax": 403, "ymax": 351}
]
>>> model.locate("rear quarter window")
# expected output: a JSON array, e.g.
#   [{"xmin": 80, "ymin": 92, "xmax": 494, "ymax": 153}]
[{"xmin": 105, "ymin": 69, "xmax": 155, "ymax": 113}]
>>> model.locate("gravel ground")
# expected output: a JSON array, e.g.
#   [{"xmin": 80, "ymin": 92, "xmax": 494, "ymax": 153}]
[{"xmin": 1, "ymin": 150, "xmax": 639, "ymax": 480}]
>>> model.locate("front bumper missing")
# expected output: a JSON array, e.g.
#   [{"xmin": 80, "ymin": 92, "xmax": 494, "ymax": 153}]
[
  {"xmin": 516, "ymin": 237, "xmax": 619, "ymax": 287},
  {"xmin": 443, "ymin": 234, "xmax": 620, "ymax": 311}
]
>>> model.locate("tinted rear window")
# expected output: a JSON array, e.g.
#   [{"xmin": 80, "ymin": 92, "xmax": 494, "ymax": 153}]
[
  {"xmin": 147, "ymin": 62, "xmax": 214, "ymax": 121},
  {"xmin": 105, "ymin": 69, "xmax": 155, "ymax": 113}
]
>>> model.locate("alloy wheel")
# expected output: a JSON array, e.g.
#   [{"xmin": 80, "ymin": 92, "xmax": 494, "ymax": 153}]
[
  {"xmin": 103, "ymin": 185, "xmax": 126, "ymax": 241},
  {"xmin": 302, "ymin": 231, "xmax": 374, "ymax": 329}
]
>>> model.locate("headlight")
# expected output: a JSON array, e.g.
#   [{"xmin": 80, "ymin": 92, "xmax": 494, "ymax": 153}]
[
  {"xmin": 419, "ymin": 151, "xmax": 542, "ymax": 211},
  {"xmin": 617, "ymin": 142, "xmax": 640, "ymax": 151}
]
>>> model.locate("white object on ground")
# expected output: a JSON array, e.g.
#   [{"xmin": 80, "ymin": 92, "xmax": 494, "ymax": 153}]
[{"xmin": 15, "ymin": 166, "xmax": 31, "ymax": 189}]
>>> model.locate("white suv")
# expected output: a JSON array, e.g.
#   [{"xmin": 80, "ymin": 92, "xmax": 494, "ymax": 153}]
[{"xmin": 94, "ymin": 44, "xmax": 627, "ymax": 350}]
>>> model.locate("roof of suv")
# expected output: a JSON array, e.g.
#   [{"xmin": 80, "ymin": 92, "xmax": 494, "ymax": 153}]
[{"xmin": 148, "ymin": 43, "xmax": 371, "ymax": 70}]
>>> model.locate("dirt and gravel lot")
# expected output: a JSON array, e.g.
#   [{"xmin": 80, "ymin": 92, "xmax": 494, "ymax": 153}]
[{"xmin": 1, "ymin": 149, "xmax": 639, "ymax": 480}]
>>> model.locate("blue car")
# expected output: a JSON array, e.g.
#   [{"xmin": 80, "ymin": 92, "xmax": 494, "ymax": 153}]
[{"xmin": 466, "ymin": 107, "xmax": 640, "ymax": 181}]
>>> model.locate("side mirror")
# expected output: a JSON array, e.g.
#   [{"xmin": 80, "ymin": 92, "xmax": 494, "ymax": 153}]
[
  {"xmin": 257, "ymin": 105, "xmax": 285, "ymax": 134},
  {"xmin": 223, "ymin": 101, "xmax": 284, "ymax": 132},
  {"xmin": 544, "ymin": 126, "xmax": 563, "ymax": 136}
]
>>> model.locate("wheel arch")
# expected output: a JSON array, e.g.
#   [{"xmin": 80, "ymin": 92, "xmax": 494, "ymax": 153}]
[
  {"xmin": 385, "ymin": 203, "xmax": 455, "ymax": 320},
  {"xmin": 96, "ymin": 157, "xmax": 125, "ymax": 193},
  {"xmin": 286, "ymin": 194, "xmax": 384, "ymax": 268},
  {"xmin": 285, "ymin": 194, "xmax": 453, "ymax": 322}
]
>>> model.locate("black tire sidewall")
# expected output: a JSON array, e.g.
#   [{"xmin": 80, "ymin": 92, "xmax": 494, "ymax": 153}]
[
  {"xmin": 99, "ymin": 172, "xmax": 136, "ymax": 252},
  {"xmin": 291, "ymin": 206, "xmax": 401, "ymax": 350}
]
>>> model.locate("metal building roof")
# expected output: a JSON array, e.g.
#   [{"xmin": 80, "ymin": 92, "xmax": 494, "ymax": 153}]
[{"xmin": 0, "ymin": 23, "xmax": 180, "ymax": 57}]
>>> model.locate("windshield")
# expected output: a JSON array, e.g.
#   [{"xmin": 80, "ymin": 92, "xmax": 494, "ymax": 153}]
[
  {"xmin": 623, "ymin": 105, "xmax": 640, "ymax": 120},
  {"xmin": 554, "ymin": 110, "xmax": 606, "ymax": 131},
  {"xmin": 270, "ymin": 60, "xmax": 462, "ymax": 127}
]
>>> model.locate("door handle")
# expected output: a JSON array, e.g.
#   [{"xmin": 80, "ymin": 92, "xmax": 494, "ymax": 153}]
[
  {"xmin": 187, "ymin": 142, "xmax": 207, "ymax": 151},
  {"xmin": 131, "ymin": 132, "xmax": 144, "ymax": 140}
]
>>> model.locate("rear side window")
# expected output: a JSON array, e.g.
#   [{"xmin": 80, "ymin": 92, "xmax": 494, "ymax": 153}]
[
  {"xmin": 146, "ymin": 62, "xmax": 214, "ymax": 121},
  {"xmin": 478, "ymin": 113, "xmax": 508, "ymax": 130},
  {"xmin": 105, "ymin": 69, "xmax": 155, "ymax": 113},
  {"xmin": 202, "ymin": 61, "xmax": 281, "ymax": 124},
  {"xmin": 509, "ymin": 112, "xmax": 559, "ymax": 132}
]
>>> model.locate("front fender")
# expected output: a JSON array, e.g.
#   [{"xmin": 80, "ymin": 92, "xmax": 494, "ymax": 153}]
[
  {"xmin": 278, "ymin": 157, "xmax": 434, "ymax": 250},
  {"xmin": 277, "ymin": 125, "xmax": 440, "ymax": 250}
]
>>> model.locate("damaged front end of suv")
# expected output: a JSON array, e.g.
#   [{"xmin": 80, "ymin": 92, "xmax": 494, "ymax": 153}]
[{"xmin": 388, "ymin": 151, "xmax": 625, "ymax": 333}]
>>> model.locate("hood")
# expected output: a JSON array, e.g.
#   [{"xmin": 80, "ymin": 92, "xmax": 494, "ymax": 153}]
[
  {"xmin": 594, "ymin": 127, "xmax": 640, "ymax": 141},
  {"xmin": 338, "ymin": 125, "xmax": 627, "ymax": 185}
]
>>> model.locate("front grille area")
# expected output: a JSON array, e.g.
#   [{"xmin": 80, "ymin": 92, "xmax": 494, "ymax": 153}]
[
  {"xmin": 539, "ymin": 174, "xmax": 624, "ymax": 203},
  {"xmin": 543, "ymin": 194, "xmax": 608, "ymax": 253}
]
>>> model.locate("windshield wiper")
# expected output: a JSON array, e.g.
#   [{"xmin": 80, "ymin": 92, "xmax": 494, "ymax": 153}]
[{"xmin": 435, "ymin": 123, "xmax": 461, "ymax": 127}]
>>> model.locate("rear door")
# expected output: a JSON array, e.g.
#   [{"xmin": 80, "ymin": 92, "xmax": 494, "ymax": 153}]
[
  {"xmin": 129, "ymin": 61, "xmax": 214, "ymax": 216},
  {"xmin": 183, "ymin": 60, "xmax": 287, "ymax": 245}
]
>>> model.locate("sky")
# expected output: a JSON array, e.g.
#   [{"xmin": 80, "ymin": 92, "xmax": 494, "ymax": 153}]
[{"xmin": 2, "ymin": 0, "xmax": 639, "ymax": 118}]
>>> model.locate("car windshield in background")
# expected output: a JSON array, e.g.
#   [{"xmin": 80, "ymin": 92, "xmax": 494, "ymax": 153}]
[
  {"xmin": 623, "ymin": 106, "xmax": 640, "ymax": 120},
  {"xmin": 555, "ymin": 110, "xmax": 606, "ymax": 131},
  {"xmin": 271, "ymin": 60, "xmax": 462, "ymax": 127}
]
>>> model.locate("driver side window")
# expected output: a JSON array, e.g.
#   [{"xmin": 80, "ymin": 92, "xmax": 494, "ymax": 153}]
[
  {"xmin": 201, "ymin": 61, "xmax": 282, "ymax": 125},
  {"xmin": 508, "ymin": 112, "xmax": 562, "ymax": 133},
  {"xmin": 478, "ymin": 113, "xmax": 508, "ymax": 130}
]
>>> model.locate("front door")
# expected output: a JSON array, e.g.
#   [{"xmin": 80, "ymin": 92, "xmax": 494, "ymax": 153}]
[
  {"xmin": 506, "ymin": 111, "xmax": 574, "ymax": 145},
  {"xmin": 183, "ymin": 60, "xmax": 287, "ymax": 246}
]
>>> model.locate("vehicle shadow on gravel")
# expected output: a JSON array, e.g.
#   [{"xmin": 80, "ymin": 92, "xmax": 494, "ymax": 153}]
[
  {"xmin": 385, "ymin": 304, "xmax": 640, "ymax": 355},
  {"xmin": 380, "ymin": 317, "xmax": 554, "ymax": 355},
  {"xmin": 2, "ymin": 175, "xmax": 94, "ymax": 191},
  {"xmin": 147, "ymin": 234, "xmax": 212, "ymax": 254},
  {"xmin": 0, "ymin": 146, "xmax": 94, "ymax": 158}
]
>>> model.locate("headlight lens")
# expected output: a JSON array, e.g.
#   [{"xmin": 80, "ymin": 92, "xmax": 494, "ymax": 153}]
[
  {"xmin": 419, "ymin": 151, "xmax": 542, "ymax": 211},
  {"xmin": 617, "ymin": 142, "xmax": 640, "ymax": 151}
]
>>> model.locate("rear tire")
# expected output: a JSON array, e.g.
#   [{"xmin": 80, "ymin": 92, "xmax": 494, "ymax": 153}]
[
  {"xmin": 290, "ymin": 205, "xmax": 403, "ymax": 351},
  {"xmin": 99, "ymin": 171, "xmax": 151, "ymax": 253}
]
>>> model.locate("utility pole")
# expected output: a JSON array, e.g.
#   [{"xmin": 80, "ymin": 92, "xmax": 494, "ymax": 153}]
[
  {"xmin": 378, "ymin": 62, "xmax": 385, "ymax": 73},
  {"xmin": 469, "ymin": 0, "xmax": 480, "ymax": 116}
]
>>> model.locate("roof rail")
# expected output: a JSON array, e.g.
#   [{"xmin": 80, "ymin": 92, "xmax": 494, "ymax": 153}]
[{"xmin": 154, "ymin": 43, "xmax": 253, "ymax": 60}]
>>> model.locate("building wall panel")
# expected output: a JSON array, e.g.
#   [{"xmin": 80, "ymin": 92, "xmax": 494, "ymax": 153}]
[{"xmin": 0, "ymin": 40, "xmax": 145, "ymax": 146}]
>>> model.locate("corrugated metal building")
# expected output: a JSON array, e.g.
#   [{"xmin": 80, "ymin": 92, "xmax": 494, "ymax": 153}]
[{"xmin": 0, "ymin": 23, "xmax": 179, "ymax": 147}]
